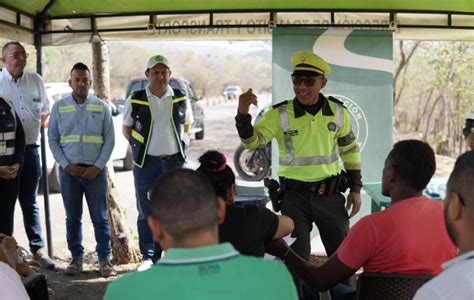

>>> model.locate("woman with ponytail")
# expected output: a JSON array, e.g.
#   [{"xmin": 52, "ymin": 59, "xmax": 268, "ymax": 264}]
[{"xmin": 197, "ymin": 150, "xmax": 294, "ymax": 257}]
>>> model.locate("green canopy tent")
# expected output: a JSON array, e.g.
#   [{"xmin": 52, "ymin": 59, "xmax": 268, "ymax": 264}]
[{"xmin": 0, "ymin": 0, "xmax": 473, "ymax": 256}]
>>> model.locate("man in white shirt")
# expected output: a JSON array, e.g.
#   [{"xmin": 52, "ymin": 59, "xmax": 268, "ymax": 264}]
[
  {"xmin": 0, "ymin": 41, "xmax": 54, "ymax": 269},
  {"xmin": 414, "ymin": 150, "xmax": 474, "ymax": 299},
  {"xmin": 122, "ymin": 54, "xmax": 191, "ymax": 271}
]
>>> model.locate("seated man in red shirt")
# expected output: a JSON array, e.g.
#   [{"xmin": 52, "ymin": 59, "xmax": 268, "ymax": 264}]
[{"xmin": 267, "ymin": 139, "xmax": 457, "ymax": 297}]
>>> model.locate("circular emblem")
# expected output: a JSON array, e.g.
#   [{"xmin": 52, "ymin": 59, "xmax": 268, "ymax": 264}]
[
  {"xmin": 328, "ymin": 94, "xmax": 369, "ymax": 151},
  {"xmin": 155, "ymin": 55, "xmax": 163, "ymax": 62},
  {"xmin": 136, "ymin": 120, "xmax": 142, "ymax": 131},
  {"xmin": 300, "ymin": 55, "xmax": 306, "ymax": 63},
  {"xmin": 327, "ymin": 122, "xmax": 337, "ymax": 131}
]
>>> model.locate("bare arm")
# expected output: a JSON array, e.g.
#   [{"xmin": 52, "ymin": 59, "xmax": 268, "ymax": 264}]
[
  {"xmin": 266, "ymin": 239, "xmax": 356, "ymax": 291},
  {"xmin": 273, "ymin": 215, "xmax": 294, "ymax": 239},
  {"xmin": 123, "ymin": 125, "xmax": 132, "ymax": 142}
]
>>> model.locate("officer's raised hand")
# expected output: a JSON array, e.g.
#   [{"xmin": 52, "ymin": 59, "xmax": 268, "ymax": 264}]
[{"xmin": 238, "ymin": 88, "xmax": 258, "ymax": 115}]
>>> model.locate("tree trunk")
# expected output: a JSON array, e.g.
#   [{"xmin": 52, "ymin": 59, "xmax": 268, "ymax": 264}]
[{"xmin": 92, "ymin": 40, "xmax": 140, "ymax": 264}]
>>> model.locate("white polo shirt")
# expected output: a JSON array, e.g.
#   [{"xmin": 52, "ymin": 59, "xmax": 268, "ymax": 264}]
[
  {"xmin": 414, "ymin": 250, "xmax": 474, "ymax": 299},
  {"xmin": 123, "ymin": 85, "xmax": 179, "ymax": 156},
  {"xmin": 0, "ymin": 68, "xmax": 49, "ymax": 145}
]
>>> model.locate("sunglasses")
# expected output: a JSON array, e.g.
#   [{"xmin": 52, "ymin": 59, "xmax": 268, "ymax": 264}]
[{"xmin": 291, "ymin": 76, "xmax": 324, "ymax": 87}]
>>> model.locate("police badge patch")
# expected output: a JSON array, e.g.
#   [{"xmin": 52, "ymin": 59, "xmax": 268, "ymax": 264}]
[{"xmin": 327, "ymin": 122, "xmax": 337, "ymax": 131}]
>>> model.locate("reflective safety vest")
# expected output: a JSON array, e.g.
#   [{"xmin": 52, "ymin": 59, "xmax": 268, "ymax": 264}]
[
  {"xmin": 242, "ymin": 96, "xmax": 361, "ymax": 182},
  {"xmin": 0, "ymin": 97, "xmax": 18, "ymax": 165},
  {"xmin": 130, "ymin": 88, "xmax": 187, "ymax": 168}
]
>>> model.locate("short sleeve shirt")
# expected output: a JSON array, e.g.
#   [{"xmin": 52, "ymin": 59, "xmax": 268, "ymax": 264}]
[
  {"xmin": 337, "ymin": 196, "xmax": 456, "ymax": 275},
  {"xmin": 219, "ymin": 204, "xmax": 279, "ymax": 257},
  {"xmin": 0, "ymin": 68, "xmax": 49, "ymax": 145}
]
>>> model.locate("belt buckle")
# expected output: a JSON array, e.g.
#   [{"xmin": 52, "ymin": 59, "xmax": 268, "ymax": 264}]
[{"xmin": 318, "ymin": 183, "xmax": 326, "ymax": 195}]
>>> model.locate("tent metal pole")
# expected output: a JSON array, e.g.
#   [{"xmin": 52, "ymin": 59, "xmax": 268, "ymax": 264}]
[{"xmin": 34, "ymin": 14, "xmax": 53, "ymax": 258}]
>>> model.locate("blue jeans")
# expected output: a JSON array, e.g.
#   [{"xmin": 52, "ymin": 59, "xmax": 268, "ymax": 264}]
[
  {"xmin": 133, "ymin": 155, "xmax": 184, "ymax": 260},
  {"xmin": 59, "ymin": 167, "xmax": 111, "ymax": 261},
  {"xmin": 18, "ymin": 147, "xmax": 45, "ymax": 253}
]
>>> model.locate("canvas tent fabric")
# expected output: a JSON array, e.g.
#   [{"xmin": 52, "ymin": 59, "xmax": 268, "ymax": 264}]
[{"xmin": 0, "ymin": 0, "xmax": 473, "ymax": 44}]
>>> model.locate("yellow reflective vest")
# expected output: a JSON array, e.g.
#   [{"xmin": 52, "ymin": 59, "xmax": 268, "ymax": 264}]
[{"xmin": 241, "ymin": 96, "xmax": 361, "ymax": 182}]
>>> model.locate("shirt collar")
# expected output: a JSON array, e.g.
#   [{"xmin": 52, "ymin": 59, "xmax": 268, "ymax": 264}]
[
  {"xmin": 2, "ymin": 67, "xmax": 23, "ymax": 83},
  {"xmin": 293, "ymin": 93, "xmax": 333, "ymax": 118},
  {"xmin": 146, "ymin": 84, "xmax": 174, "ymax": 100},
  {"xmin": 442, "ymin": 250, "xmax": 474, "ymax": 270},
  {"xmin": 157, "ymin": 243, "xmax": 239, "ymax": 265}
]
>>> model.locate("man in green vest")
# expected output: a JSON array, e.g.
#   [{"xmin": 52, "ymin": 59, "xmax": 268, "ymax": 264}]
[
  {"xmin": 122, "ymin": 54, "xmax": 190, "ymax": 271},
  {"xmin": 236, "ymin": 50, "xmax": 362, "ymax": 260}
]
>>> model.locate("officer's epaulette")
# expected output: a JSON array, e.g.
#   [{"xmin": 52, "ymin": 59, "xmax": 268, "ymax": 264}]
[
  {"xmin": 172, "ymin": 88, "xmax": 187, "ymax": 99},
  {"xmin": 327, "ymin": 96, "xmax": 345, "ymax": 107},
  {"xmin": 272, "ymin": 100, "xmax": 288, "ymax": 109}
]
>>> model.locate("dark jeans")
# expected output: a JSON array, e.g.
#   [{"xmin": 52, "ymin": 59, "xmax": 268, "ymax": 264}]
[
  {"xmin": 281, "ymin": 188, "xmax": 349, "ymax": 260},
  {"xmin": 133, "ymin": 154, "xmax": 184, "ymax": 260},
  {"xmin": 18, "ymin": 147, "xmax": 45, "ymax": 253},
  {"xmin": 60, "ymin": 168, "xmax": 111, "ymax": 261},
  {"xmin": 0, "ymin": 177, "xmax": 19, "ymax": 235}
]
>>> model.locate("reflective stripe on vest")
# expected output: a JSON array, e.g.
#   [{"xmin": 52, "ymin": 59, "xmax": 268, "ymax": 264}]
[
  {"xmin": 58, "ymin": 105, "xmax": 76, "ymax": 113},
  {"xmin": 278, "ymin": 103, "xmax": 343, "ymax": 166},
  {"xmin": 131, "ymin": 130, "xmax": 144, "ymax": 143},
  {"xmin": 87, "ymin": 104, "xmax": 104, "ymax": 112},
  {"xmin": 0, "ymin": 132, "xmax": 15, "ymax": 140},
  {"xmin": 172, "ymin": 96, "xmax": 187, "ymax": 104},
  {"xmin": 131, "ymin": 99, "xmax": 150, "ymax": 106}
]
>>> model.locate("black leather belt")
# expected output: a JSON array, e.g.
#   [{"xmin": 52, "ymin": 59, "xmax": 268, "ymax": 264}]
[
  {"xmin": 146, "ymin": 153, "xmax": 180, "ymax": 161},
  {"xmin": 283, "ymin": 177, "xmax": 338, "ymax": 196}
]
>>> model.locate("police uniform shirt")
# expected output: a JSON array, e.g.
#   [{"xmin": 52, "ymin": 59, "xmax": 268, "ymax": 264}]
[
  {"xmin": 0, "ymin": 68, "xmax": 49, "ymax": 145},
  {"xmin": 123, "ymin": 85, "xmax": 179, "ymax": 156}
]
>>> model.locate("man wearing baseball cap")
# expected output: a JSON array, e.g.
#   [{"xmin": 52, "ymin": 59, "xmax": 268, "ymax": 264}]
[
  {"xmin": 122, "ymin": 54, "xmax": 191, "ymax": 271},
  {"xmin": 236, "ymin": 50, "xmax": 362, "ymax": 262}
]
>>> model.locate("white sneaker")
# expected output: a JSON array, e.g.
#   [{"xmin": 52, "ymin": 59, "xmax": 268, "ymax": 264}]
[{"xmin": 137, "ymin": 259, "xmax": 153, "ymax": 272}]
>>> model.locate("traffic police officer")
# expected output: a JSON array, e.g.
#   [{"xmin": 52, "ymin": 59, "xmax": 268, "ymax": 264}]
[
  {"xmin": 463, "ymin": 103, "xmax": 474, "ymax": 150},
  {"xmin": 236, "ymin": 50, "xmax": 362, "ymax": 260}
]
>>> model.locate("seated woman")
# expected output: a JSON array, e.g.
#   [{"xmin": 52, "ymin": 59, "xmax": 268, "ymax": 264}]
[{"xmin": 197, "ymin": 150, "xmax": 294, "ymax": 257}]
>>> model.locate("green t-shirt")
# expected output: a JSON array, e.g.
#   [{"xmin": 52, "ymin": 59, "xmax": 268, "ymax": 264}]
[{"xmin": 104, "ymin": 243, "xmax": 297, "ymax": 300}]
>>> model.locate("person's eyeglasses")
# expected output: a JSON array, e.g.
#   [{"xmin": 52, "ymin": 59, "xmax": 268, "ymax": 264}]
[
  {"xmin": 6, "ymin": 52, "xmax": 28, "ymax": 59},
  {"xmin": 291, "ymin": 76, "xmax": 323, "ymax": 87}
]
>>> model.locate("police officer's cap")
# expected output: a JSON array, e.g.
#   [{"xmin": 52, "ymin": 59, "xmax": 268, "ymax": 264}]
[{"xmin": 291, "ymin": 50, "xmax": 331, "ymax": 77}]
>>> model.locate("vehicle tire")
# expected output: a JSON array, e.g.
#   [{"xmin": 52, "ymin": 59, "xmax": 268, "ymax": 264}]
[
  {"xmin": 233, "ymin": 145, "xmax": 270, "ymax": 181},
  {"xmin": 195, "ymin": 125, "xmax": 205, "ymax": 140},
  {"xmin": 123, "ymin": 146, "xmax": 134, "ymax": 171},
  {"xmin": 48, "ymin": 162, "xmax": 61, "ymax": 193}
]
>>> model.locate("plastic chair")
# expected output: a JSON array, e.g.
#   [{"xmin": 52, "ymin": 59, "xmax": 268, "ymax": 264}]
[{"xmin": 355, "ymin": 272, "xmax": 433, "ymax": 300}]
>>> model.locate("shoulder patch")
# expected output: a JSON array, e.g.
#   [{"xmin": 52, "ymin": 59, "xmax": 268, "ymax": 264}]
[
  {"xmin": 271, "ymin": 100, "xmax": 288, "ymax": 109},
  {"xmin": 327, "ymin": 96, "xmax": 345, "ymax": 107}
]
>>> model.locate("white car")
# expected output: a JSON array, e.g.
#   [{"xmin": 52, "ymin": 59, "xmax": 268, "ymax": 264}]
[{"xmin": 42, "ymin": 83, "xmax": 132, "ymax": 192}]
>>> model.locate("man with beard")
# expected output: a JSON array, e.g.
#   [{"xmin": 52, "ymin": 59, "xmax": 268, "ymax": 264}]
[
  {"xmin": 266, "ymin": 140, "xmax": 456, "ymax": 298},
  {"xmin": 48, "ymin": 63, "xmax": 115, "ymax": 277},
  {"xmin": 414, "ymin": 151, "xmax": 474, "ymax": 299}
]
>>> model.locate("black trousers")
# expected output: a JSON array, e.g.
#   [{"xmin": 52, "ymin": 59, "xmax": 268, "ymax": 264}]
[
  {"xmin": 281, "ymin": 188, "xmax": 349, "ymax": 260},
  {"xmin": 0, "ymin": 177, "xmax": 20, "ymax": 236}
]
